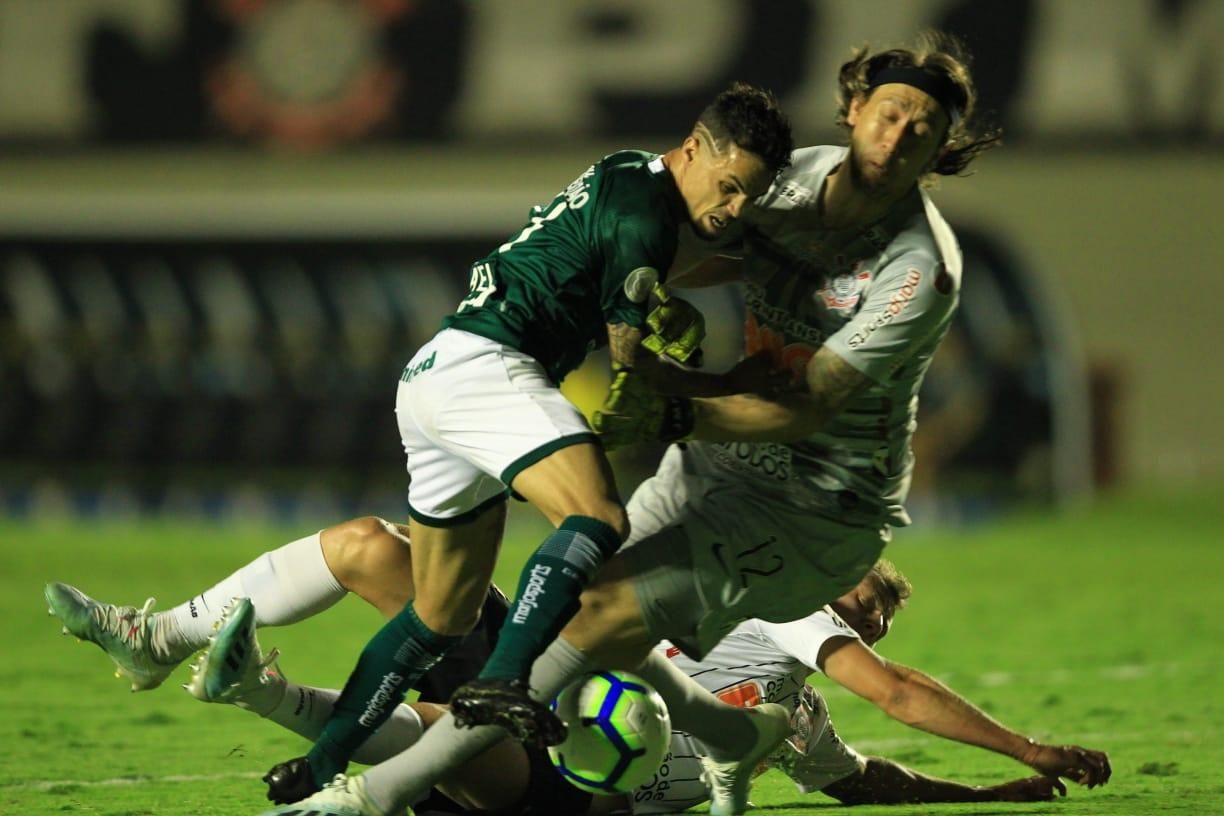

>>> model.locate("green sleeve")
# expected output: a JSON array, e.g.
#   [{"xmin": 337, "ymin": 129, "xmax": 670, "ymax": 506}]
[{"xmin": 600, "ymin": 210, "xmax": 676, "ymax": 327}]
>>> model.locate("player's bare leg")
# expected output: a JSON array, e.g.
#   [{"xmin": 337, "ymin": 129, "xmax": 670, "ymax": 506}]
[
  {"xmin": 299, "ymin": 501, "xmax": 507, "ymax": 788},
  {"xmin": 320, "ymin": 517, "xmax": 415, "ymax": 616},
  {"xmin": 450, "ymin": 442, "xmax": 627, "ymax": 747}
]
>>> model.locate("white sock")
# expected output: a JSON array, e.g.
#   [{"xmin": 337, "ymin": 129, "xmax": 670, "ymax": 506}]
[
  {"xmin": 633, "ymin": 651, "xmax": 756, "ymax": 762},
  {"xmin": 159, "ymin": 533, "xmax": 345, "ymax": 658},
  {"xmin": 263, "ymin": 682, "xmax": 426, "ymax": 765}
]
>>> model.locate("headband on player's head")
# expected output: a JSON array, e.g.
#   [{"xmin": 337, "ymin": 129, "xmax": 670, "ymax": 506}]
[{"xmin": 867, "ymin": 64, "xmax": 964, "ymax": 129}]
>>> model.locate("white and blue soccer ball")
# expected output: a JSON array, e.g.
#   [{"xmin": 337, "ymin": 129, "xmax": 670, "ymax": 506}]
[{"xmin": 548, "ymin": 670, "xmax": 671, "ymax": 794}]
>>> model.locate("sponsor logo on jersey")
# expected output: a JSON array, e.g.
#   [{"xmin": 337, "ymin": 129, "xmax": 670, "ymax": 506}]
[
  {"xmin": 777, "ymin": 181, "xmax": 814, "ymax": 206},
  {"xmin": 710, "ymin": 441, "xmax": 793, "ymax": 481},
  {"xmin": 400, "ymin": 351, "xmax": 437, "ymax": 383},
  {"xmin": 744, "ymin": 312, "xmax": 818, "ymax": 387},
  {"xmin": 624, "ymin": 267, "xmax": 659, "ymax": 303},
  {"xmin": 846, "ymin": 268, "xmax": 922, "ymax": 349},
  {"xmin": 816, "ymin": 266, "xmax": 872, "ymax": 311},
  {"xmin": 744, "ymin": 285, "xmax": 831, "ymax": 346}
]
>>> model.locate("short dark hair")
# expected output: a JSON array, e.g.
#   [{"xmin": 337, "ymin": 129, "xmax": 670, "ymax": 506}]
[
  {"xmin": 696, "ymin": 81, "xmax": 794, "ymax": 176},
  {"xmin": 836, "ymin": 31, "xmax": 1001, "ymax": 181}
]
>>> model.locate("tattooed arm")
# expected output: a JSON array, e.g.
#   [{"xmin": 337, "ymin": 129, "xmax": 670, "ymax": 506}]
[
  {"xmin": 690, "ymin": 346, "xmax": 871, "ymax": 442},
  {"xmin": 606, "ymin": 322, "xmax": 644, "ymax": 370}
]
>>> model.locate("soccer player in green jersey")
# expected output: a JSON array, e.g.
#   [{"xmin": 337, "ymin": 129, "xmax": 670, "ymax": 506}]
[{"xmin": 272, "ymin": 83, "xmax": 792, "ymax": 793}]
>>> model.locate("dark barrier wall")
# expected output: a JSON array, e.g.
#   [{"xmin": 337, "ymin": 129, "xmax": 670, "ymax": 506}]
[{"xmin": 0, "ymin": 231, "xmax": 1081, "ymax": 521}]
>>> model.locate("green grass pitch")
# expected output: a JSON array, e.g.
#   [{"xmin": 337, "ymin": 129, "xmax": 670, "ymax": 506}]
[{"xmin": 1, "ymin": 483, "xmax": 1220, "ymax": 814}]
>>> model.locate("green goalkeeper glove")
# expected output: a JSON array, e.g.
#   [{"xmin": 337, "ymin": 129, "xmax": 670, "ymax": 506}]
[
  {"xmin": 592, "ymin": 365, "xmax": 695, "ymax": 451},
  {"xmin": 641, "ymin": 284, "xmax": 705, "ymax": 366}
]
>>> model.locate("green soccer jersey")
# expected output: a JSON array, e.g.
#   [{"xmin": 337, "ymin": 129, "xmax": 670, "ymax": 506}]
[{"xmin": 441, "ymin": 150, "xmax": 687, "ymax": 383}]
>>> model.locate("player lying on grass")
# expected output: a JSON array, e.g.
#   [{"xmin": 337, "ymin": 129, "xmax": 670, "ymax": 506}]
[{"xmin": 47, "ymin": 518, "xmax": 1109, "ymax": 814}]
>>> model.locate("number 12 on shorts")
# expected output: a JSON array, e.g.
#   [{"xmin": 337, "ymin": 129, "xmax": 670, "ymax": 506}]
[{"xmin": 459, "ymin": 261, "xmax": 497, "ymax": 311}]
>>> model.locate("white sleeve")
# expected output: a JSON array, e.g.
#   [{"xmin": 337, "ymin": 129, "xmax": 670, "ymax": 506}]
[
  {"xmin": 822, "ymin": 249, "xmax": 958, "ymax": 384},
  {"xmin": 754, "ymin": 608, "xmax": 862, "ymax": 671}
]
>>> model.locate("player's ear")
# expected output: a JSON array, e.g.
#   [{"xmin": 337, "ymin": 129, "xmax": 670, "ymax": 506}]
[
  {"xmin": 846, "ymin": 94, "xmax": 867, "ymax": 127},
  {"xmin": 682, "ymin": 134, "xmax": 700, "ymax": 164}
]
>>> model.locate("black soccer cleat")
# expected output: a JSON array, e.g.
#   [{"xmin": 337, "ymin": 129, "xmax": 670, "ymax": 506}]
[
  {"xmin": 449, "ymin": 677, "xmax": 567, "ymax": 749},
  {"xmin": 262, "ymin": 755, "xmax": 320, "ymax": 804}
]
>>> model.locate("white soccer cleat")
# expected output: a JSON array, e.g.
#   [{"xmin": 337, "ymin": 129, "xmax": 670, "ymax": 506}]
[
  {"xmin": 44, "ymin": 582, "xmax": 179, "ymax": 692},
  {"xmin": 255, "ymin": 773, "xmax": 397, "ymax": 816},
  {"xmin": 700, "ymin": 702, "xmax": 792, "ymax": 816},
  {"xmin": 185, "ymin": 596, "xmax": 283, "ymax": 706}
]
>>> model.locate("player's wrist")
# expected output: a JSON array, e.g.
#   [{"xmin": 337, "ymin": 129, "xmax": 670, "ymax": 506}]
[
  {"xmin": 659, "ymin": 396, "xmax": 695, "ymax": 442},
  {"xmin": 1013, "ymin": 736, "xmax": 1040, "ymax": 765}
]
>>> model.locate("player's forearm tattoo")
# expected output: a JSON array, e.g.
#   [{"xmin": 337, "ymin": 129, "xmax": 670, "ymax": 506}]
[
  {"xmin": 607, "ymin": 322, "xmax": 644, "ymax": 368},
  {"xmin": 805, "ymin": 347, "xmax": 870, "ymax": 413}
]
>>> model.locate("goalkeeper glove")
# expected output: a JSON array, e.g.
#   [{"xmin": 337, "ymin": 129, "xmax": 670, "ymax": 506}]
[
  {"xmin": 641, "ymin": 284, "xmax": 705, "ymax": 366},
  {"xmin": 592, "ymin": 365, "xmax": 695, "ymax": 451}
]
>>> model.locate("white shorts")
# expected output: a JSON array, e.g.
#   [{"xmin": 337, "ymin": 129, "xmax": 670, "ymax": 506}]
[
  {"xmin": 395, "ymin": 329, "xmax": 596, "ymax": 523},
  {"xmin": 622, "ymin": 444, "xmax": 890, "ymax": 659}
]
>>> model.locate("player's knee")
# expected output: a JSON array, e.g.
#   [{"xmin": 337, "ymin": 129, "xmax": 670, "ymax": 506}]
[
  {"xmin": 321, "ymin": 516, "xmax": 410, "ymax": 589},
  {"xmin": 566, "ymin": 558, "xmax": 646, "ymax": 661},
  {"xmin": 567, "ymin": 503, "xmax": 630, "ymax": 544},
  {"xmin": 412, "ymin": 594, "xmax": 480, "ymax": 636}
]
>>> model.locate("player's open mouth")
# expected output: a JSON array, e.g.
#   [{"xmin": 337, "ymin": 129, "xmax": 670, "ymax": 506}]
[{"xmin": 710, "ymin": 215, "xmax": 727, "ymax": 230}]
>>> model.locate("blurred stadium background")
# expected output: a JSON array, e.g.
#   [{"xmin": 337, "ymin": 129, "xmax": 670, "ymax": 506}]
[
  {"xmin": 0, "ymin": 0, "xmax": 1220, "ymax": 523},
  {"xmin": 2, "ymin": 3, "xmax": 1224, "ymax": 814}
]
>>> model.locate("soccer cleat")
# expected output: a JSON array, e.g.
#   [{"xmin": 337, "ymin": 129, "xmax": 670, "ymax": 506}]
[
  {"xmin": 185, "ymin": 596, "xmax": 283, "ymax": 706},
  {"xmin": 44, "ymin": 582, "xmax": 178, "ymax": 691},
  {"xmin": 700, "ymin": 702, "xmax": 792, "ymax": 816},
  {"xmin": 254, "ymin": 773, "xmax": 395, "ymax": 816},
  {"xmin": 263, "ymin": 756, "xmax": 321, "ymax": 805},
  {"xmin": 449, "ymin": 677, "xmax": 567, "ymax": 749}
]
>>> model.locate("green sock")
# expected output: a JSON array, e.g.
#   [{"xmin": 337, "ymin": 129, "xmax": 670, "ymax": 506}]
[
  {"xmin": 306, "ymin": 602, "xmax": 461, "ymax": 787},
  {"xmin": 479, "ymin": 516, "xmax": 621, "ymax": 682}
]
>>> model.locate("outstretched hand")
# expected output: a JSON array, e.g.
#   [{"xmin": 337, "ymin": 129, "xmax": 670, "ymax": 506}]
[
  {"xmin": 1023, "ymin": 742, "xmax": 1112, "ymax": 788},
  {"xmin": 990, "ymin": 774, "xmax": 1067, "ymax": 801}
]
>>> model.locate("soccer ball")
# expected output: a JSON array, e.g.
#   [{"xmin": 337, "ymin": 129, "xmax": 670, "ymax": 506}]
[{"xmin": 548, "ymin": 670, "xmax": 671, "ymax": 794}]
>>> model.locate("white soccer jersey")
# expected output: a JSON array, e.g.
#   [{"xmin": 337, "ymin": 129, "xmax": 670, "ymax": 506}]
[
  {"xmin": 686, "ymin": 144, "xmax": 962, "ymax": 527},
  {"xmin": 627, "ymin": 607, "xmax": 867, "ymax": 813}
]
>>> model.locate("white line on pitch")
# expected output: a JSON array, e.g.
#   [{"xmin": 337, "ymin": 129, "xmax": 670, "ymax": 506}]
[{"xmin": 12, "ymin": 771, "xmax": 263, "ymax": 792}]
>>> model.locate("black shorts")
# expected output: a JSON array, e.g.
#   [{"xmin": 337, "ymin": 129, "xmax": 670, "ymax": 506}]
[
  {"xmin": 416, "ymin": 584, "xmax": 509, "ymax": 704},
  {"xmin": 517, "ymin": 746, "xmax": 594, "ymax": 816}
]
